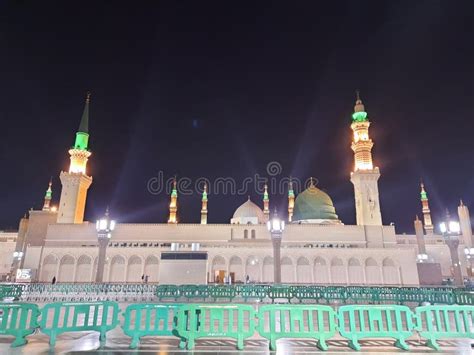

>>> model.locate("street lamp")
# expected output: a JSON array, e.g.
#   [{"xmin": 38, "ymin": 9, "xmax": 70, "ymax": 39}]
[
  {"xmin": 95, "ymin": 207, "xmax": 116, "ymax": 283},
  {"xmin": 439, "ymin": 211, "xmax": 463, "ymax": 286},
  {"xmin": 267, "ymin": 210, "xmax": 285, "ymax": 284}
]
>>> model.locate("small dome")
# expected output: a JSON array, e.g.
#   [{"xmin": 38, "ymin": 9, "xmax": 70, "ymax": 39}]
[
  {"xmin": 293, "ymin": 185, "xmax": 339, "ymax": 223},
  {"xmin": 231, "ymin": 198, "xmax": 266, "ymax": 224}
]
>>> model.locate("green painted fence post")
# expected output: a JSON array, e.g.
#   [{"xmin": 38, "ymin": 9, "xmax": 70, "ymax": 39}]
[{"xmin": 0, "ymin": 303, "xmax": 40, "ymax": 347}]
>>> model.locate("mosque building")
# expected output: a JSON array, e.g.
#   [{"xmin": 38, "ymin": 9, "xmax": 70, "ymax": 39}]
[{"xmin": 5, "ymin": 94, "xmax": 473, "ymax": 285}]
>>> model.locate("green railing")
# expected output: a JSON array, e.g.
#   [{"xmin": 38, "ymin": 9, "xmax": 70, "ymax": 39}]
[
  {"xmin": 7, "ymin": 282, "xmax": 473, "ymax": 306},
  {"xmin": 156, "ymin": 284, "xmax": 180, "ymax": 301},
  {"xmin": 0, "ymin": 284, "xmax": 24, "ymax": 300},
  {"xmin": 122, "ymin": 303, "xmax": 183, "ymax": 349},
  {"xmin": 338, "ymin": 305, "xmax": 415, "ymax": 351},
  {"xmin": 0, "ymin": 301, "xmax": 472, "ymax": 350},
  {"xmin": 257, "ymin": 304, "xmax": 337, "ymax": 350},
  {"xmin": 175, "ymin": 304, "xmax": 256, "ymax": 350},
  {"xmin": 0, "ymin": 303, "xmax": 40, "ymax": 347},
  {"xmin": 39, "ymin": 301, "xmax": 120, "ymax": 346},
  {"xmin": 415, "ymin": 305, "xmax": 474, "ymax": 350}
]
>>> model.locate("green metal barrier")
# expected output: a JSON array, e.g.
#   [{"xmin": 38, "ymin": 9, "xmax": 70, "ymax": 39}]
[
  {"xmin": 178, "ymin": 285, "xmax": 209, "ymax": 301},
  {"xmin": 415, "ymin": 305, "xmax": 474, "ymax": 350},
  {"xmin": 175, "ymin": 304, "xmax": 256, "ymax": 350},
  {"xmin": 454, "ymin": 291, "xmax": 474, "ymax": 305},
  {"xmin": 0, "ymin": 284, "xmax": 23, "ymax": 300},
  {"xmin": 0, "ymin": 303, "xmax": 40, "ymax": 347},
  {"xmin": 156, "ymin": 285, "xmax": 180, "ymax": 301},
  {"xmin": 267, "ymin": 285, "xmax": 292, "ymax": 302},
  {"xmin": 39, "ymin": 301, "xmax": 120, "ymax": 346},
  {"xmin": 237, "ymin": 284, "xmax": 270, "ymax": 301},
  {"xmin": 257, "ymin": 304, "xmax": 336, "ymax": 350},
  {"xmin": 290, "ymin": 285, "xmax": 324, "ymax": 303},
  {"xmin": 122, "ymin": 303, "xmax": 183, "ymax": 349},
  {"xmin": 322, "ymin": 286, "xmax": 348, "ymax": 303},
  {"xmin": 338, "ymin": 305, "xmax": 415, "ymax": 351},
  {"xmin": 208, "ymin": 285, "xmax": 236, "ymax": 301}
]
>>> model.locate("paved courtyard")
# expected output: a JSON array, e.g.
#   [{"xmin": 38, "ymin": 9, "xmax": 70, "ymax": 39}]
[
  {"xmin": 0, "ymin": 301, "xmax": 472, "ymax": 354},
  {"xmin": 0, "ymin": 333, "xmax": 472, "ymax": 354}
]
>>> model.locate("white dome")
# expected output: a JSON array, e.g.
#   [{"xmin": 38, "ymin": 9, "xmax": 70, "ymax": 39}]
[{"xmin": 231, "ymin": 198, "xmax": 266, "ymax": 224}]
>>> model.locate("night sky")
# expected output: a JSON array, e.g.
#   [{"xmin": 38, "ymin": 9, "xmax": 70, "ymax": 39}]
[{"xmin": 1, "ymin": 1, "xmax": 473, "ymax": 233}]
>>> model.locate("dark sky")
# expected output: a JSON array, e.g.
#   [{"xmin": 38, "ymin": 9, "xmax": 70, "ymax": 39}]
[{"xmin": 0, "ymin": 1, "xmax": 473, "ymax": 233}]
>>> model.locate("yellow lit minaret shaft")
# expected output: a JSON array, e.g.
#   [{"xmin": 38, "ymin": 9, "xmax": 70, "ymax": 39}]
[
  {"xmin": 263, "ymin": 183, "xmax": 270, "ymax": 221},
  {"xmin": 201, "ymin": 183, "xmax": 208, "ymax": 224},
  {"xmin": 420, "ymin": 181, "xmax": 434, "ymax": 234},
  {"xmin": 288, "ymin": 178, "xmax": 295, "ymax": 222},
  {"xmin": 68, "ymin": 92, "xmax": 92, "ymax": 174},
  {"xmin": 349, "ymin": 92, "xmax": 382, "ymax": 226},
  {"xmin": 42, "ymin": 178, "xmax": 53, "ymax": 211},
  {"xmin": 168, "ymin": 178, "xmax": 178, "ymax": 224},
  {"xmin": 57, "ymin": 92, "xmax": 93, "ymax": 224},
  {"xmin": 351, "ymin": 92, "xmax": 374, "ymax": 171}
]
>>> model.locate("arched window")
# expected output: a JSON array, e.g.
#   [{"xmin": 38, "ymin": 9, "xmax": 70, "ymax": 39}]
[
  {"xmin": 251, "ymin": 230, "xmax": 256, "ymax": 239},
  {"xmin": 244, "ymin": 229, "xmax": 248, "ymax": 239}
]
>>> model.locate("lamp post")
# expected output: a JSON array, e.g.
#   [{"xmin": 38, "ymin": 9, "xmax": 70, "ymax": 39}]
[
  {"xmin": 267, "ymin": 210, "xmax": 285, "ymax": 284},
  {"xmin": 95, "ymin": 207, "xmax": 116, "ymax": 283},
  {"xmin": 439, "ymin": 211, "xmax": 463, "ymax": 286}
]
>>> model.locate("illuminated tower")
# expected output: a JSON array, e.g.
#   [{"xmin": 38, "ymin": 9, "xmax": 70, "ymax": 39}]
[
  {"xmin": 288, "ymin": 178, "xmax": 295, "ymax": 222},
  {"xmin": 263, "ymin": 183, "xmax": 270, "ymax": 221},
  {"xmin": 168, "ymin": 178, "xmax": 178, "ymax": 224},
  {"xmin": 420, "ymin": 182, "xmax": 434, "ymax": 234},
  {"xmin": 57, "ymin": 93, "xmax": 93, "ymax": 223},
  {"xmin": 42, "ymin": 178, "xmax": 53, "ymax": 211},
  {"xmin": 458, "ymin": 200, "xmax": 473, "ymax": 247},
  {"xmin": 201, "ymin": 183, "xmax": 208, "ymax": 225},
  {"xmin": 350, "ymin": 93, "xmax": 382, "ymax": 226}
]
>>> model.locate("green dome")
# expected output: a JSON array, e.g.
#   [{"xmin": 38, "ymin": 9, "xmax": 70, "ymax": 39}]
[{"xmin": 292, "ymin": 185, "xmax": 339, "ymax": 222}]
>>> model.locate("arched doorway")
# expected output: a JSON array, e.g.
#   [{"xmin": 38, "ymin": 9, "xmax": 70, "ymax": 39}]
[
  {"xmin": 144, "ymin": 256, "xmax": 159, "ymax": 282},
  {"xmin": 348, "ymin": 258, "xmax": 364, "ymax": 284},
  {"xmin": 262, "ymin": 256, "xmax": 273, "ymax": 283},
  {"xmin": 211, "ymin": 256, "xmax": 226, "ymax": 283},
  {"xmin": 41, "ymin": 255, "xmax": 58, "ymax": 282},
  {"xmin": 229, "ymin": 256, "xmax": 243, "ymax": 283},
  {"xmin": 382, "ymin": 258, "xmax": 399, "ymax": 285},
  {"xmin": 109, "ymin": 255, "xmax": 126, "ymax": 282},
  {"xmin": 127, "ymin": 255, "xmax": 142, "ymax": 282},
  {"xmin": 330, "ymin": 257, "xmax": 346, "ymax": 284},
  {"xmin": 296, "ymin": 257, "xmax": 311, "ymax": 283},
  {"xmin": 58, "ymin": 255, "xmax": 75, "ymax": 282},
  {"xmin": 246, "ymin": 256, "xmax": 260, "ymax": 283},
  {"xmin": 281, "ymin": 257, "xmax": 294, "ymax": 283},
  {"xmin": 365, "ymin": 258, "xmax": 381, "ymax": 284},
  {"xmin": 314, "ymin": 257, "xmax": 329, "ymax": 284},
  {"xmin": 75, "ymin": 255, "xmax": 92, "ymax": 282}
]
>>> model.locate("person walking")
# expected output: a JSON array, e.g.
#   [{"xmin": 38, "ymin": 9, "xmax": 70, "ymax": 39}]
[{"xmin": 52, "ymin": 276, "xmax": 56, "ymax": 284}]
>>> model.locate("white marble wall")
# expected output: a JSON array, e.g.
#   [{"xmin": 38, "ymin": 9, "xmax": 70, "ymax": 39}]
[{"xmin": 38, "ymin": 245, "xmax": 418, "ymax": 285}]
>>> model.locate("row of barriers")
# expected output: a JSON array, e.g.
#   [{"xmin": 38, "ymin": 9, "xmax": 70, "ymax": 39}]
[
  {"xmin": 0, "ymin": 302, "xmax": 472, "ymax": 350},
  {"xmin": 155, "ymin": 284, "xmax": 474, "ymax": 305},
  {"xmin": 1, "ymin": 283, "xmax": 473, "ymax": 305}
]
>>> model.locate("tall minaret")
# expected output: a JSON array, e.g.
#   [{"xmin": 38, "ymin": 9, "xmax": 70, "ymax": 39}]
[
  {"xmin": 42, "ymin": 178, "xmax": 53, "ymax": 211},
  {"xmin": 201, "ymin": 183, "xmax": 208, "ymax": 225},
  {"xmin": 420, "ymin": 181, "xmax": 434, "ymax": 234},
  {"xmin": 458, "ymin": 200, "xmax": 473, "ymax": 247},
  {"xmin": 349, "ymin": 93, "xmax": 382, "ymax": 226},
  {"xmin": 414, "ymin": 215, "xmax": 427, "ymax": 255},
  {"xmin": 57, "ymin": 93, "xmax": 93, "ymax": 223},
  {"xmin": 168, "ymin": 178, "xmax": 178, "ymax": 224},
  {"xmin": 288, "ymin": 178, "xmax": 295, "ymax": 222},
  {"xmin": 263, "ymin": 183, "xmax": 270, "ymax": 221}
]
